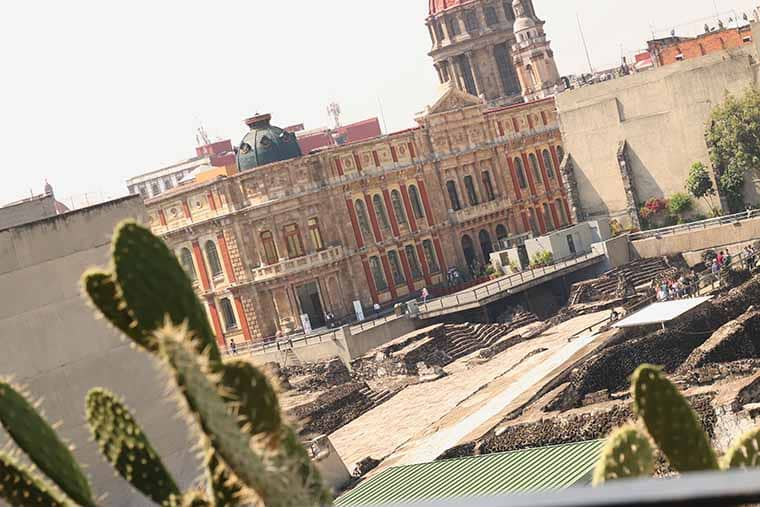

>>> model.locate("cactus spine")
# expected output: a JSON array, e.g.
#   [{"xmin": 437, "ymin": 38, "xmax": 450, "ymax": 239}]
[
  {"xmin": 0, "ymin": 453, "xmax": 65, "ymax": 507},
  {"xmin": 723, "ymin": 427, "xmax": 760, "ymax": 469},
  {"xmin": 592, "ymin": 424, "xmax": 654, "ymax": 485},
  {"xmin": 0, "ymin": 381, "xmax": 96, "ymax": 507},
  {"xmin": 86, "ymin": 388, "xmax": 180, "ymax": 505}
]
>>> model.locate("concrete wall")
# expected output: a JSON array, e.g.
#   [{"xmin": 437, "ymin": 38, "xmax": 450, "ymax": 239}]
[
  {"xmin": 630, "ymin": 216, "xmax": 760, "ymax": 259},
  {"xmin": 0, "ymin": 194, "xmax": 58, "ymax": 230},
  {"xmin": 557, "ymin": 41, "xmax": 760, "ymax": 225},
  {"xmin": 0, "ymin": 196, "xmax": 200, "ymax": 506},
  {"xmin": 525, "ymin": 222, "xmax": 595, "ymax": 261}
]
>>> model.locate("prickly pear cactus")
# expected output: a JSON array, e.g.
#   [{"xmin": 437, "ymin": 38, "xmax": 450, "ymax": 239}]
[
  {"xmin": 593, "ymin": 424, "xmax": 655, "ymax": 485},
  {"xmin": 0, "ymin": 381, "xmax": 96, "ymax": 507},
  {"xmin": 86, "ymin": 388, "xmax": 180, "ymax": 505},
  {"xmin": 157, "ymin": 325, "xmax": 302, "ymax": 507},
  {"xmin": 83, "ymin": 269, "xmax": 155, "ymax": 352},
  {"xmin": 111, "ymin": 221, "xmax": 221, "ymax": 362},
  {"xmin": 0, "ymin": 453, "xmax": 65, "ymax": 507},
  {"xmin": 631, "ymin": 364, "xmax": 718, "ymax": 472},
  {"xmin": 723, "ymin": 427, "xmax": 760, "ymax": 469},
  {"xmin": 221, "ymin": 361, "xmax": 282, "ymax": 441}
]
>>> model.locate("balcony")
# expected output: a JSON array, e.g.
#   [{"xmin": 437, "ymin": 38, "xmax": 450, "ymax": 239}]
[
  {"xmin": 449, "ymin": 198, "xmax": 509, "ymax": 225},
  {"xmin": 250, "ymin": 246, "xmax": 345, "ymax": 283}
]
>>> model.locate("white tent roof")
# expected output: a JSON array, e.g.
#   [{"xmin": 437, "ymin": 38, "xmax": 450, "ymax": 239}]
[{"xmin": 613, "ymin": 297, "xmax": 713, "ymax": 328}]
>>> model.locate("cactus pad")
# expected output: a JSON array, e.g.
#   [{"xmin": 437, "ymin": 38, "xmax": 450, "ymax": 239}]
[
  {"xmin": 632, "ymin": 364, "xmax": 718, "ymax": 472},
  {"xmin": 83, "ymin": 269, "xmax": 156, "ymax": 352},
  {"xmin": 111, "ymin": 221, "xmax": 220, "ymax": 362},
  {"xmin": 86, "ymin": 388, "xmax": 180, "ymax": 504},
  {"xmin": 0, "ymin": 453, "xmax": 65, "ymax": 507},
  {"xmin": 723, "ymin": 426, "xmax": 760, "ymax": 469},
  {"xmin": 221, "ymin": 361, "xmax": 282, "ymax": 439},
  {"xmin": 157, "ymin": 325, "xmax": 302, "ymax": 506},
  {"xmin": 0, "ymin": 381, "xmax": 95, "ymax": 507},
  {"xmin": 592, "ymin": 424, "xmax": 655, "ymax": 485}
]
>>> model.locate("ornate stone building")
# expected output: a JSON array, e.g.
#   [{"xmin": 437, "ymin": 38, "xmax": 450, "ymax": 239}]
[
  {"xmin": 144, "ymin": 86, "xmax": 569, "ymax": 345},
  {"xmin": 426, "ymin": 0, "xmax": 561, "ymax": 106}
]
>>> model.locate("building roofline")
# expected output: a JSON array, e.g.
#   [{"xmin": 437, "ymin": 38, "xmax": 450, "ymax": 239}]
[
  {"xmin": 485, "ymin": 96, "xmax": 556, "ymax": 115},
  {"xmin": 126, "ymin": 155, "xmax": 210, "ymax": 184}
]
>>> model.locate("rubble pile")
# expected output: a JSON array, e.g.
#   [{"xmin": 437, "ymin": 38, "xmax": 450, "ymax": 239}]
[
  {"xmin": 290, "ymin": 383, "xmax": 374, "ymax": 437},
  {"xmin": 283, "ymin": 358, "xmax": 352, "ymax": 393},
  {"xmin": 548, "ymin": 275, "xmax": 760, "ymax": 411}
]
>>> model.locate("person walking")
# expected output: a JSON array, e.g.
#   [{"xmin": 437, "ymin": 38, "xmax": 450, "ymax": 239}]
[{"xmin": 230, "ymin": 339, "xmax": 237, "ymax": 356}]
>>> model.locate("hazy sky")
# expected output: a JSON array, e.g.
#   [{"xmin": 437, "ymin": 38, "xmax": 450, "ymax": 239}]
[{"xmin": 1, "ymin": 0, "xmax": 758, "ymax": 206}]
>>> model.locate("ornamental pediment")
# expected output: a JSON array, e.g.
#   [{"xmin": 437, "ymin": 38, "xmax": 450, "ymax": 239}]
[{"xmin": 424, "ymin": 86, "xmax": 483, "ymax": 116}]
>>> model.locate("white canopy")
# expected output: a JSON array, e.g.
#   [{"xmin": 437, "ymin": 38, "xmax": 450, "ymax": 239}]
[{"xmin": 613, "ymin": 297, "xmax": 713, "ymax": 328}]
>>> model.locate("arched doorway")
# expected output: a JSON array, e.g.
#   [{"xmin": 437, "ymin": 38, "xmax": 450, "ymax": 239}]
[
  {"xmin": 479, "ymin": 229, "xmax": 493, "ymax": 263},
  {"xmin": 461, "ymin": 235, "xmax": 477, "ymax": 273},
  {"xmin": 495, "ymin": 224, "xmax": 509, "ymax": 249}
]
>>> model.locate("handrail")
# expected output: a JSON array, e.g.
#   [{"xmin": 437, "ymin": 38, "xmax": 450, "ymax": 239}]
[{"xmin": 629, "ymin": 209, "xmax": 760, "ymax": 242}]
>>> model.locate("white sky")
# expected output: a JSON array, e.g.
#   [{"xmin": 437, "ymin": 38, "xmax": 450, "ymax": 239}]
[{"xmin": 1, "ymin": 0, "xmax": 758, "ymax": 206}]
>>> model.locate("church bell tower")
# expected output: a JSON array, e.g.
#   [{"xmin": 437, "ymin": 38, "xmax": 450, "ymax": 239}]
[{"xmin": 510, "ymin": 0, "xmax": 562, "ymax": 101}]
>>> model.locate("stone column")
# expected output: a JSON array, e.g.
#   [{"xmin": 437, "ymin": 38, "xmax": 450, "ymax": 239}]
[
  {"xmin": 216, "ymin": 232, "xmax": 237, "ymax": 283},
  {"xmin": 233, "ymin": 296, "xmax": 252, "ymax": 342},
  {"xmin": 206, "ymin": 298, "xmax": 225, "ymax": 347},
  {"xmin": 192, "ymin": 240, "xmax": 211, "ymax": 291}
]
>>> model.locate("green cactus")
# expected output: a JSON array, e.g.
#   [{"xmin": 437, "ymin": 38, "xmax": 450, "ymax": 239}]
[
  {"xmin": 0, "ymin": 452, "xmax": 65, "ymax": 507},
  {"xmin": 110, "ymin": 221, "xmax": 221, "ymax": 363},
  {"xmin": 220, "ymin": 361, "xmax": 282, "ymax": 441},
  {"xmin": 0, "ymin": 381, "xmax": 96, "ymax": 507},
  {"xmin": 158, "ymin": 325, "xmax": 314, "ymax": 507},
  {"xmin": 723, "ymin": 426, "xmax": 760, "ymax": 469},
  {"xmin": 205, "ymin": 452, "xmax": 244, "ymax": 506},
  {"xmin": 592, "ymin": 424, "xmax": 655, "ymax": 485},
  {"xmin": 83, "ymin": 269, "xmax": 155, "ymax": 352},
  {"xmin": 631, "ymin": 364, "xmax": 719, "ymax": 472},
  {"xmin": 85, "ymin": 388, "xmax": 180, "ymax": 505}
]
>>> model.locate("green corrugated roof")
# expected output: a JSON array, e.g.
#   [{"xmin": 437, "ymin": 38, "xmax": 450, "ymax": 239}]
[{"xmin": 336, "ymin": 440, "xmax": 605, "ymax": 506}]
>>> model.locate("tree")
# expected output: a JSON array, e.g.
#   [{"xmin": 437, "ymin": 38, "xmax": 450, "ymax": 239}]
[
  {"xmin": 705, "ymin": 87, "xmax": 760, "ymax": 212},
  {"xmin": 685, "ymin": 162, "xmax": 718, "ymax": 214}
]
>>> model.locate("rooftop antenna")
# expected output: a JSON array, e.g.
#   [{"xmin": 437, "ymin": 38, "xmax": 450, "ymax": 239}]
[
  {"xmin": 377, "ymin": 95, "xmax": 388, "ymax": 134},
  {"xmin": 196, "ymin": 123, "xmax": 211, "ymax": 147},
  {"xmin": 577, "ymin": 12, "xmax": 594, "ymax": 74},
  {"xmin": 327, "ymin": 102, "xmax": 341, "ymax": 130}
]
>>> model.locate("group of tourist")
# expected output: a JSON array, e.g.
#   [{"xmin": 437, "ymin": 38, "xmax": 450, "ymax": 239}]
[{"xmin": 652, "ymin": 270, "xmax": 700, "ymax": 302}]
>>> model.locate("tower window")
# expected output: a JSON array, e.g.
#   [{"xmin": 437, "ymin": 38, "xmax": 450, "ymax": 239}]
[
  {"xmin": 502, "ymin": 0, "xmax": 515, "ymax": 21},
  {"xmin": 434, "ymin": 21, "xmax": 445, "ymax": 41},
  {"xmin": 485, "ymin": 6, "xmax": 499, "ymax": 27},
  {"xmin": 447, "ymin": 15, "xmax": 460, "ymax": 36},
  {"xmin": 464, "ymin": 10, "xmax": 479, "ymax": 32}
]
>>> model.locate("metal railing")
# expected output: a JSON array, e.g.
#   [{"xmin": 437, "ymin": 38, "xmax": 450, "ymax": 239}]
[
  {"xmin": 417, "ymin": 250, "xmax": 604, "ymax": 316},
  {"xmin": 628, "ymin": 209, "xmax": 760, "ymax": 242}
]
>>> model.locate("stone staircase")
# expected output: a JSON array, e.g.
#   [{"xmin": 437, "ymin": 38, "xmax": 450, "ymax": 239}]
[
  {"xmin": 281, "ymin": 349, "xmax": 302, "ymax": 368},
  {"xmin": 445, "ymin": 323, "xmax": 515, "ymax": 359},
  {"xmin": 357, "ymin": 385, "xmax": 396, "ymax": 408},
  {"xmin": 569, "ymin": 257, "xmax": 675, "ymax": 304}
]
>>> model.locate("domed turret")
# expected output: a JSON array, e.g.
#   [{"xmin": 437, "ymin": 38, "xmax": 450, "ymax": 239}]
[
  {"xmin": 236, "ymin": 113, "xmax": 302, "ymax": 172},
  {"xmin": 513, "ymin": 0, "xmax": 537, "ymax": 33}
]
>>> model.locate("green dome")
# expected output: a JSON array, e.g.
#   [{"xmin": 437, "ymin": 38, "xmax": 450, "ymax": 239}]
[{"xmin": 236, "ymin": 114, "xmax": 302, "ymax": 171}]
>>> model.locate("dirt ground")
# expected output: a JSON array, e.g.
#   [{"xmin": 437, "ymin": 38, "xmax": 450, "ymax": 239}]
[{"xmin": 330, "ymin": 310, "xmax": 614, "ymax": 474}]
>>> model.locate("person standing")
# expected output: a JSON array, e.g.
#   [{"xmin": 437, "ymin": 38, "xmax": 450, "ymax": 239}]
[
  {"xmin": 230, "ymin": 339, "xmax": 237, "ymax": 356},
  {"xmin": 421, "ymin": 287, "xmax": 430, "ymax": 304}
]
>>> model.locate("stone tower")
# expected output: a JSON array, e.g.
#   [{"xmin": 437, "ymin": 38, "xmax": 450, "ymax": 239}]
[
  {"xmin": 510, "ymin": 0, "xmax": 562, "ymax": 101},
  {"xmin": 426, "ymin": 0, "xmax": 524, "ymax": 107}
]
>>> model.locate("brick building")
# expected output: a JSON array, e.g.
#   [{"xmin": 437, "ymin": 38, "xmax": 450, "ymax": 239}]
[
  {"xmin": 144, "ymin": 87, "xmax": 568, "ymax": 345},
  {"xmin": 648, "ymin": 25, "xmax": 753, "ymax": 67},
  {"xmin": 139, "ymin": 0, "xmax": 569, "ymax": 346}
]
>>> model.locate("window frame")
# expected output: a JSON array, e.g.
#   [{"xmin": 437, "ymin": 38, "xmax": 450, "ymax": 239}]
[
  {"xmin": 204, "ymin": 240, "xmax": 224, "ymax": 278},
  {"xmin": 390, "ymin": 190, "xmax": 408, "ymax": 225},
  {"xmin": 220, "ymin": 298, "xmax": 238, "ymax": 331}
]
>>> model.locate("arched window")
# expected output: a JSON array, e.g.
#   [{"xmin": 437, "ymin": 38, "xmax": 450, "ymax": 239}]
[
  {"xmin": 464, "ymin": 175, "xmax": 479, "ymax": 206},
  {"xmin": 422, "ymin": 240, "xmax": 440, "ymax": 273},
  {"xmin": 405, "ymin": 245, "xmax": 423, "ymax": 280},
  {"xmin": 408, "ymin": 185, "xmax": 425, "ymax": 219},
  {"xmin": 220, "ymin": 298, "xmax": 237, "ymax": 331},
  {"xmin": 514, "ymin": 158, "xmax": 528, "ymax": 189},
  {"xmin": 355, "ymin": 199, "xmax": 372, "ymax": 239},
  {"xmin": 261, "ymin": 231, "xmax": 278, "ymax": 265},
  {"xmin": 446, "ymin": 181, "xmax": 462, "ymax": 210},
  {"xmin": 205, "ymin": 240, "xmax": 223, "ymax": 277},
  {"xmin": 479, "ymin": 230, "xmax": 493, "ymax": 261},
  {"xmin": 543, "ymin": 203, "xmax": 555, "ymax": 231},
  {"xmin": 529, "ymin": 153, "xmax": 542, "ymax": 184},
  {"xmin": 369, "ymin": 256, "xmax": 388, "ymax": 292},
  {"xmin": 543, "ymin": 149, "xmax": 555, "ymax": 179},
  {"xmin": 372, "ymin": 194, "xmax": 390, "ymax": 230},
  {"xmin": 387, "ymin": 250, "xmax": 406, "ymax": 285},
  {"xmin": 391, "ymin": 190, "xmax": 408, "ymax": 225},
  {"xmin": 179, "ymin": 248, "xmax": 196, "ymax": 281},
  {"xmin": 557, "ymin": 146, "xmax": 565, "ymax": 163},
  {"xmin": 557, "ymin": 198, "xmax": 569, "ymax": 226}
]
